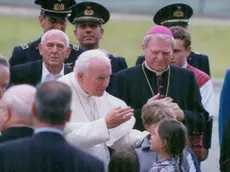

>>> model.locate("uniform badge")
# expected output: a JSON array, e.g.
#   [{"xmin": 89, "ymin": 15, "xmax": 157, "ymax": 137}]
[
  {"xmin": 173, "ymin": 6, "xmax": 184, "ymax": 17},
  {"xmin": 53, "ymin": 1, "xmax": 65, "ymax": 11},
  {"xmin": 21, "ymin": 43, "xmax": 29, "ymax": 50},
  {"xmin": 65, "ymin": 62, "xmax": 73, "ymax": 67},
  {"xmin": 72, "ymin": 45, "xmax": 79, "ymax": 51},
  {"xmin": 84, "ymin": 6, "xmax": 94, "ymax": 16}
]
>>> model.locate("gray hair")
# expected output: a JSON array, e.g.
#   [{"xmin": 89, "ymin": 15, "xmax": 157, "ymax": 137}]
[
  {"xmin": 41, "ymin": 29, "xmax": 69, "ymax": 48},
  {"xmin": 0, "ymin": 55, "xmax": 9, "ymax": 68},
  {"xmin": 142, "ymin": 33, "xmax": 175, "ymax": 49},
  {"xmin": 1, "ymin": 84, "xmax": 36, "ymax": 117},
  {"xmin": 74, "ymin": 49, "xmax": 111, "ymax": 74},
  {"xmin": 35, "ymin": 81, "xmax": 72, "ymax": 125}
]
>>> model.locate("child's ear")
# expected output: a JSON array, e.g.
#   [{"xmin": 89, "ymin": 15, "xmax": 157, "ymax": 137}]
[{"xmin": 162, "ymin": 139, "xmax": 167, "ymax": 149}]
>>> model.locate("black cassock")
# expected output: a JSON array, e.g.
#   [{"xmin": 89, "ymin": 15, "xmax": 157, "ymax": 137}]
[{"xmin": 111, "ymin": 64, "xmax": 209, "ymax": 136}]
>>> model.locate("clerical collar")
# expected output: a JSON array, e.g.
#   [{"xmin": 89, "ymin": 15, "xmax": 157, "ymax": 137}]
[
  {"xmin": 144, "ymin": 61, "xmax": 169, "ymax": 76},
  {"xmin": 182, "ymin": 62, "xmax": 188, "ymax": 69}
]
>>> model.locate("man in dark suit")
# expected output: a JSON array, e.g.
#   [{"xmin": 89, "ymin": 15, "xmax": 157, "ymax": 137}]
[
  {"xmin": 0, "ymin": 84, "xmax": 35, "ymax": 143},
  {"xmin": 135, "ymin": 3, "xmax": 211, "ymax": 76},
  {"xmin": 10, "ymin": 29, "xmax": 72, "ymax": 86},
  {"xmin": 112, "ymin": 26, "xmax": 209, "ymax": 160},
  {"xmin": 9, "ymin": 0, "xmax": 84, "ymax": 69},
  {"xmin": 68, "ymin": 1, "xmax": 128, "ymax": 93},
  {"xmin": 0, "ymin": 81, "xmax": 105, "ymax": 172},
  {"xmin": 0, "ymin": 56, "xmax": 10, "ymax": 99}
]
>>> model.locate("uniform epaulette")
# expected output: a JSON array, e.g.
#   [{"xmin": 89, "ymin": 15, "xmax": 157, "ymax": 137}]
[
  {"xmin": 111, "ymin": 54, "xmax": 119, "ymax": 58},
  {"xmin": 72, "ymin": 45, "xmax": 79, "ymax": 51},
  {"xmin": 194, "ymin": 51, "xmax": 201, "ymax": 55},
  {"xmin": 65, "ymin": 62, "xmax": 74, "ymax": 67},
  {"xmin": 20, "ymin": 43, "xmax": 29, "ymax": 50}
]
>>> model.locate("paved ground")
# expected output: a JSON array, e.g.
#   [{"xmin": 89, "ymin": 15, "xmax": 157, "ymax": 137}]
[{"xmin": 201, "ymin": 85, "xmax": 221, "ymax": 172}]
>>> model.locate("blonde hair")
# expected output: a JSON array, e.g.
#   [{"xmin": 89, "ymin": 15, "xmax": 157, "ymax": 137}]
[{"xmin": 141, "ymin": 99, "xmax": 176, "ymax": 126}]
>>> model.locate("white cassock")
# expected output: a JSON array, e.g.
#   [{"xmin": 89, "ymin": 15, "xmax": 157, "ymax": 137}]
[{"xmin": 58, "ymin": 72, "xmax": 148, "ymax": 167}]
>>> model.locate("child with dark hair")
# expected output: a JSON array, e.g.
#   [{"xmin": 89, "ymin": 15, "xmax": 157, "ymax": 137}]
[
  {"xmin": 149, "ymin": 119, "xmax": 188, "ymax": 172},
  {"xmin": 108, "ymin": 148, "xmax": 140, "ymax": 172}
]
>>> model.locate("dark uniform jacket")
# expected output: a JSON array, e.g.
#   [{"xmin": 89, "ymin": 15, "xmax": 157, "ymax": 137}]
[
  {"xmin": 0, "ymin": 127, "xmax": 33, "ymax": 143},
  {"xmin": 10, "ymin": 60, "xmax": 72, "ymax": 86},
  {"xmin": 9, "ymin": 38, "xmax": 84, "ymax": 69}
]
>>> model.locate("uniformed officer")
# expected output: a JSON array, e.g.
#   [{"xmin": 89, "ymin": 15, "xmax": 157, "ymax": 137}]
[
  {"xmin": 68, "ymin": 1, "xmax": 128, "ymax": 93},
  {"xmin": 9, "ymin": 0, "xmax": 84, "ymax": 69},
  {"xmin": 135, "ymin": 3, "xmax": 211, "ymax": 76}
]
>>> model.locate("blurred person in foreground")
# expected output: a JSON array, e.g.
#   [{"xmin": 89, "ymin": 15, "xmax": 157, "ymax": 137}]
[
  {"xmin": 0, "ymin": 81, "xmax": 105, "ymax": 172},
  {"xmin": 0, "ymin": 84, "xmax": 35, "ymax": 143},
  {"xmin": 219, "ymin": 69, "xmax": 230, "ymax": 146},
  {"xmin": 0, "ymin": 55, "xmax": 10, "ymax": 99}
]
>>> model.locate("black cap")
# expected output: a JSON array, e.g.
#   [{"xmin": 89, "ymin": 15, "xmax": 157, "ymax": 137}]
[
  {"xmin": 35, "ymin": 0, "xmax": 76, "ymax": 18},
  {"xmin": 68, "ymin": 1, "xmax": 110, "ymax": 25},
  {"xmin": 153, "ymin": 3, "xmax": 193, "ymax": 27}
]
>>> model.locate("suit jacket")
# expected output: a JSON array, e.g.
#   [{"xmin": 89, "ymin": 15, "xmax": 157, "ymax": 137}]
[
  {"xmin": 0, "ymin": 131, "xmax": 104, "ymax": 172},
  {"xmin": 10, "ymin": 60, "xmax": 72, "ymax": 86},
  {"xmin": 111, "ymin": 64, "xmax": 209, "ymax": 136},
  {"xmin": 135, "ymin": 51, "xmax": 211, "ymax": 76},
  {"xmin": 219, "ymin": 69, "xmax": 230, "ymax": 146},
  {"xmin": 9, "ymin": 38, "xmax": 84, "ymax": 69},
  {"xmin": 0, "ymin": 127, "xmax": 33, "ymax": 143}
]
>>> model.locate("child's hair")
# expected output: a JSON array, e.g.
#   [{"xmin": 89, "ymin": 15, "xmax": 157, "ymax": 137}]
[
  {"xmin": 158, "ymin": 119, "xmax": 188, "ymax": 172},
  {"xmin": 141, "ymin": 99, "xmax": 176, "ymax": 126},
  {"xmin": 108, "ymin": 148, "xmax": 140, "ymax": 172}
]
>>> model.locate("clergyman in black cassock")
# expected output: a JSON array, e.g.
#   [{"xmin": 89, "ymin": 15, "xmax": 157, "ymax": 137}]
[{"xmin": 111, "ymin": 26, "xmax": 209, "ymax": 137}]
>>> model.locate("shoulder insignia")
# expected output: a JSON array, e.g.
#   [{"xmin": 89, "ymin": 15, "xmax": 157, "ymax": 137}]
[
  {"xmin": 20, "ymin": 43, "xmax": 29, "ymax": 50},
  {"xmin": 194, "ymin": 51, "xmax": 201, "ymax": 55},
  {"xmin": 65, "ymin": 62, "xmax": 74, "ymax": 67},
  {"xmin": 72, "ymin": 45, "xmax": 79, "ymax": 51}
]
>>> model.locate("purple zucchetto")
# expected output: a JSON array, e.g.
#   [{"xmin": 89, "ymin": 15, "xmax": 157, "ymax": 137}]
[{"xmin": 146, "ymin": 25, "xmax": 173, "ymax": 37}]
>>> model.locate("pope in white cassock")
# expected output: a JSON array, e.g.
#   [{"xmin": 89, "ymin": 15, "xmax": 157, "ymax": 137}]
[{"xmin": 58, "ymin": 49, "xmax": 148, "ymax": 168}]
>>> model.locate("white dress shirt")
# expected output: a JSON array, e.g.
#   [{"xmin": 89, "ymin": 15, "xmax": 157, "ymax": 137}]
[
  {"xmin": 183, "ymin": 62, "xmax": 214, "ymax": 117},
  {"xmin": 41, "ymin": 62, "xmax": 64, "ymax": 83}
]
